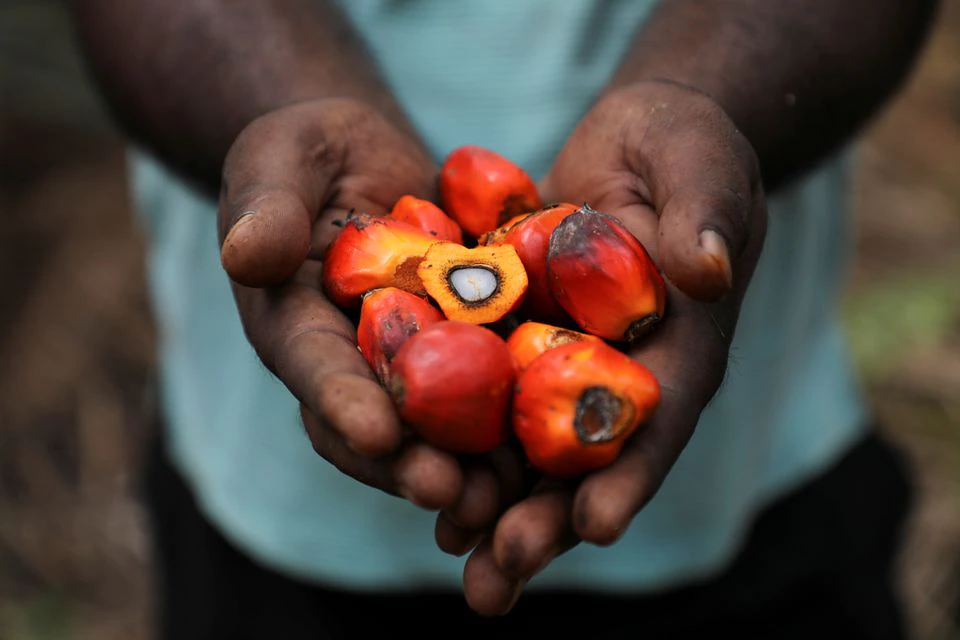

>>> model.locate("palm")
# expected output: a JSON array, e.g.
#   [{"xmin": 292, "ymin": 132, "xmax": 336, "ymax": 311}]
[
  {"xmin": 217, "ymin": 99, "xmax": 485, "ymax": 513},
  {"xmin": 459, "ymin": 82, "xmax": 768, "ymax": 616}
]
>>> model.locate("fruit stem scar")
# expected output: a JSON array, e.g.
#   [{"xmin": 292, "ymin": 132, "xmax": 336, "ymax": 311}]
[
  {"xmin": 625, "ymin": 314, "xmax": 661, "ymax": 342},
  {"xmin": 574, "ymin": 386, "xmax": 633, "ymax": 444}
]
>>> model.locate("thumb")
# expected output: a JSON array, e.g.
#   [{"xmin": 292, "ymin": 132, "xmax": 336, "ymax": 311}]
[
  {"xmin": 656, "ymin": 187, "xmax": 751, "ymax": 302},
  {"xmin": 618, "ymin": 86, "xmax": 765, "ymax": 303},
  {"xmin": 220, "ymin": 190, "xmax": 315, "ymax": 288},
  {"xmin": 217, "ymin": 105, "xmax": 343, "ymax": 288}
]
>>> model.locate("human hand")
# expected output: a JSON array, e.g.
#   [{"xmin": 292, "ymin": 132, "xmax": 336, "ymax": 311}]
[
  {"xmin": 452, "ymin": 81, "xmax": 769, "ymax": 615},
  {"xmin": 217, "ymin": 99, "xmax": 524, "ymax": 522}
]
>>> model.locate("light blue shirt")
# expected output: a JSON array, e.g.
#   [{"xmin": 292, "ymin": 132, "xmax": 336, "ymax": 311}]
[{"xmin": 128, "ymin": 0, "xmax": 868, "ymax": 593}]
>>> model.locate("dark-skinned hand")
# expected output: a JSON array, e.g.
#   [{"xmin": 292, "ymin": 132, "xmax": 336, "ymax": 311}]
[
  {"xmin": 440, "ymin": 81, "xmax": 769, "ymax": 616},
  {"xmin": 217, "ymin": 98, "xmax": 527, "ymax": 539}
]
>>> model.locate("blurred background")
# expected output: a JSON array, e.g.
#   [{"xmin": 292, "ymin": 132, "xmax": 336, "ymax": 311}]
[{"xmin": 1, "ymin": 1, "xmax": 958, "ymax": 639}]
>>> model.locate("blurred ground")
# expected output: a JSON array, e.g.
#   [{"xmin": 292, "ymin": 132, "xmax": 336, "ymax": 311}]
[{"xmin": 1, "ymin": 2, "xmax": 959, "ymax": 639}]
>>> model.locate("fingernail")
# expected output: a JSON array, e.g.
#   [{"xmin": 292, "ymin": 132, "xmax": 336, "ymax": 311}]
[
  {"xmin": 607, "ymin": 522, "xmax": 627, "ymax": 546},
  {"xmin": 454, "ymin": 533, "xmax": 485, "ymax": 557},
  {"xmin": 223, "ymin": 211, "xmax": 257, "ymax": 243},
  {"xmin": 443, "ymin": 534, "xmax": 483, "ymax": 557},
  {"xmin": 699, "ymin": 229, "xmax": 733, "ymax": 291},
  {"xmin": 234, "ymin": 209, "xmax": 257, "ymax": 227},
  {"xmin": 502, "ymin": 579, "xmax": 527, "ymax": 615}
]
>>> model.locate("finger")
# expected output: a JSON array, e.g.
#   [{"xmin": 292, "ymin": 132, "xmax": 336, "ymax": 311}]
[
  {"xmin": 277, "ymin": 316, "xmax": 401, "ymax": 457},
  {"xmin": 238, "ymin": 268, "xmax": 402, "ymax": 457},
  {"xmin": 392, "ymin": 442, "xmax": 465, "ymax": 509},
  {"xmin": 304, "ymin": 408, "xmax": 463, "ymax": 510},
  {"xmin": 444, "ymin": 465, "xmax": 500, "ymax": 530},
  {"xmin": 625, "ymin": 98, "xmax": 764, "ymax": 302},
  {"xmin": 447, "ymin": 444, "xmax": 529, "ymax": 525},
  {"xmin": 435, "ymin": 446, "xmax": 531, "ymax": 556},
  {"xmin": 492, "ymin": 482, "xmax": 579, "ymax": 580},
  {"xmin": 435, "ymin": 512, "xmax": 484, "ymax": 556},
  {"xmin": 573, "ymin": 301, "xmax": 726, "ymax": 545},
  {"xmin": 655, "ymin": 184, "xmax": 751, "ymax": 302},
  {"xmin": 219, "ymin": 104, "xmax": 345, "ymax": 288},
  {"xmin": 463, "ymin": 540, "xmax": 525, "ymax": 617},
  {"xmin": 571, "ymin": 386, "xmax": 696, "ymax": 546},
  {"xmin": 486, "ymin": 444, "xmax": 535, "ymax": 508}
]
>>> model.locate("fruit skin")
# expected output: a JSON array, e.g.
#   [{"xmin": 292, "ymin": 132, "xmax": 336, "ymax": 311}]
[
  {"xmin": 417, "ymin": 242, "xmax": 529, "ymax": 325},
  {"xmin": 389, "ymin": 194, "xmax": 464, "ymax": 244},
  {"xmin": 506, "ymin": 321, "xmax": 602, "ymax": 373},
  {"xmin": 498, "ymin": 202, "xmax": 580, "ymax": 323},
  {"xmin": 322, "ymin": 212, "xmax": 440, "ymax": 309},
  {"xmin": 356, "ymin": 287, "xmax": 445, "ymax": 385},
  {"xmin": 389, "ymin": 321, "xmax": 515, "ymax": 454},
  {"xmin": 512, "ymin": 340, "xmax": 660, "ymax": 478},
  {"xmin": 477, "ymin": 212, "xmax": 532, "ymax": 247},
  {"xmin": 439, "ymin": 145, "xmax": 543, "ymax": 240},
  {"xmin": 546, "ymin": 206, "xmax": 667, "ymax": 342}
]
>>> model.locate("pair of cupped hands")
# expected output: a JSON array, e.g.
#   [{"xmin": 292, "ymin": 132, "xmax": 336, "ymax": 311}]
[{"xmin": 217, "ymin": 81, "xmax": 768, "ymax": 616}]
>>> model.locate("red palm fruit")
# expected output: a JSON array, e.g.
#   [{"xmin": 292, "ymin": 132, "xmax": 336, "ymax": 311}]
[
  {"xmin": 498, "ymin": 202, "xmax": 580, "ymax": 322},
  {"xmin": 439, "ymin": 145, "xmax": 543, "ymax": 240},
  {"xmin": 388, "ymin": 321, "xmax": 515, "ymax": 454},
  {"xmin": 322, "ymin": 212, "xmax": 440, "ymax": 310},
  {"xmin": 506, "ymin": 320, "xmax": 602, "ymax": 373},
  {"xmin": 388, "ymin": 194, "xmax": 463, "ymax": 244},
  {"xmin": 356, "ymin": 287, "xmax": 445, "ymax": 385},
  {"xmin": 546, "ymin": 206, "xmax": 666, "ymax": 342},
  {"xmin": 512, "ymin": 340, "xmax": 661, "ymax": 478}
]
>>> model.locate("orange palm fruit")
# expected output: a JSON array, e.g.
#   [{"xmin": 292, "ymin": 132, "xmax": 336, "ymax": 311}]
[
  {"xmin": 497, "ymin": 202, "xmax": 580, "ymax": 322},
  {"xmin": 477, "ymin": 212, "xmax": 533, "ymax": 246},
  {"xmin": 506, "ymin": 321, "xmax": 602, "ymax": 373},
  {"xmin": 512, "ymin": 340, "xmax": 661, "ymax": 478},
  {"xmin": 322, "ymin": 212, "xmax": 440, "ymax": 310},
  {"xmin": 417, "ymin": 242, "xmax": 528, "ymax": 325},
  {"xmin": 547, "ymin": 206, "xmax": 666, "ymax": 342},
  {"xmin": 389, "ymin": 321, "xmax": 515, "ymax": 454},
  {"xmin": 356, "ymin": 287, "xmax": 445, "ymax": 385},
  {"xmin": 388, "ymin": 194, "xmax": 463, "ymax": 244},
  {"xmin": 439, "ymin": 145, "xmax": 543, "ymax": 240}
]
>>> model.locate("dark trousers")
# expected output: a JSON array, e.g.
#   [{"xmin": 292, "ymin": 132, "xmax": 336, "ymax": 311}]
[{"xmin": 141, "ymin": 426, "xmax": 915, "ymax": 640}]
